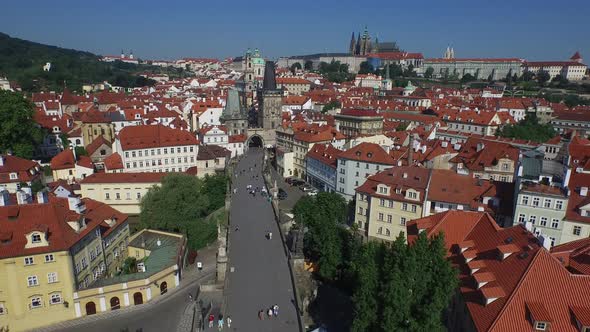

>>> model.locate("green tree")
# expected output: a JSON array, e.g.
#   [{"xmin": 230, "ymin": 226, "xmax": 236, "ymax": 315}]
[
  {"xmin": 460, "ymin": 73, "xmax": 477, "ymax": 84},
  {"xmin": 521, "ymin": 71, "xmax": 534, "ymax": 82},
  {"xmin": 379, "ymin": 234, "xmax": 410, "ymax": 331},
  {"xmin": 322, "ymin": 100, "xmax": 341, "ymax": 113},
  {"xmin": 74, "ymin": 146, "xmax": 88, "ymax": 157},
  {"xmin": 293, "ymin": 192, "xmax": 347, "ymax": 281},
  {"xmin": 497, "ymin": 113, "xmax": 556, "ymax": 142},
  {"xmin": 537, "ymin": 70, "xmax": 550, "ymax": 86},
  {"xmin": 139, "ymin": 174, "xmax": 221, "ymax": 250},
  {"xmin": 202, "ymin": 174, "xmax": 228, "ymax": 211},
  {"xmin": 0, "ymin": 90, "xmax": 44, "ymax": 159},
  {"xmin": 358, "ymin": 61, "xmax": 374, "ymax": 75},
  {"xmin": 424, "ymin": 67, "xmax": 434, "ymax": 79},
  {"xmin": 350, "ymin": 241, "xmax": 384, "ymax": 332},
  {"xmin": 290, "ymin": 62, "xmax": 302, "ymax": 74},
  {"xmin": 304, "ymin": 60, "xmax": 313, "ymax": 71}
]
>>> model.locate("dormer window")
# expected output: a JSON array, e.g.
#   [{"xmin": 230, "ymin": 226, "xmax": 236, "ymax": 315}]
[
  {"xmin": 534, "ymin": 322, "xmax": 547, "ymax": 330},
  {"xmin": 31, "ymin": 233, "xmax": 42, "ymax": 243},
  {"xmin": 9, "ymin": 173, "xmax": 17, "ymax": 180}
]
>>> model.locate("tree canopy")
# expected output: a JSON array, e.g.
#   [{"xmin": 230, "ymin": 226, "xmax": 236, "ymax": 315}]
[
  {"xmin": 139, "ymin": 173, "xmax": 227, "ymax": 249},
  {"xmin": 293, "ymin": 193, "xmax": 347, "ymax": 281},
  {"xmin": 496, "ymin": 113, "xmax": 556, "ymax": 142},
  {"xmin": 0, "ymin": 32, "xmax": 163, "ymax": 92},
  {"xmin": 322, "ymin": 100, "xmax": 341, "ymax": 113},
  {"xmin": 358, "ymin": 61, "xmax": 374, "ymax": 75},
  {"xmin": 304, "ymin": 60, "xmax": 314, "ymax": 71},
  {"xmin": 350, "ymin": 232, "xmax": 457, "ymax": 332},
  {"xmin": 318, "ymin": 60, "xmax": 354, "ymax": 83},
  {"xmin": 0, "ymin": 90, "xmax": 44, "ymax": 159},
  {"xmin": 424, "ymin": 67, "xmax": 434, "ymax": 79}
]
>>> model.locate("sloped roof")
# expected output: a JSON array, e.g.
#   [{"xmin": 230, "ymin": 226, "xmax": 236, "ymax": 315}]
[
  {"xmin": 118, "ymin": 125, "xmax": 199, "ymax": 151},
  {"xmin": 0, "ymin": 155, "xmax": 40, "ymax": 183},
  {"xmin": 338, "ymin": 142, "xmax": 395, "ymax": 165}
]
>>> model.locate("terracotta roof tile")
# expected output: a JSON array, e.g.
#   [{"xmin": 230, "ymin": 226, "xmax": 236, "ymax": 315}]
[{"xmin": 118, "ymin": 125, "xmax": 199, "ymax": 150}]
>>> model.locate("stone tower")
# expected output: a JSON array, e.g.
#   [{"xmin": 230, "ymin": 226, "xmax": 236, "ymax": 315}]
[
  {"xmin": 257, "ymin": 61, "xmax": 282, "ymax": 130},
  {"xmin": 221, "ymin": 89, "xmax": 248, "ymax": 135},
  {"xmin": 349, "ymin": 32, "xmax": 356, "ymax": 55}
]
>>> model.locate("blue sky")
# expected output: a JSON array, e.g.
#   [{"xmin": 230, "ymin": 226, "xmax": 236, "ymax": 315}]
[{"xmin": 1, "ymin": 0, "xmax": 589, "ymax": 61}]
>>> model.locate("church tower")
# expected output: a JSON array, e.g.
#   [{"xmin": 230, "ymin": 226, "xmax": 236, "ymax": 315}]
[
  {"xmin": 349, "ymin": 32, "xmax": 356, "ymax": 55},
  {"xmin": 257, "ymin": 61, "xmax": 282, "ymax": 130},
  {"xmin": 221, "ymin": 89, "xmax": 248, "ymax": 135}
]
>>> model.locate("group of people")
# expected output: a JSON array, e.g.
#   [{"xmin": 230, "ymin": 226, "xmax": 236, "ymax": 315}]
[
  {"xmin": 208, "ymin": 313, "xmax": 231, "ymax": 330},
  {"xmin": 258, "ymin": 304, "xmax": 279, "ymax": 320}
]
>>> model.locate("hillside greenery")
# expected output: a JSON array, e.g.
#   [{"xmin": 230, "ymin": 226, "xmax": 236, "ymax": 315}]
[
  {"xmin": 0, "ymin": 90, "xmax": 44, "ymax": 158},
  {"xmin": 0, "ymin": 32, "xmax": 180, "ymax": 92}
]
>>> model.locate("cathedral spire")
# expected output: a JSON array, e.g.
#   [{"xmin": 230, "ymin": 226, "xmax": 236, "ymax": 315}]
[{"xmin": 349, "ymin": 32, "xmax": 356, "ymax": 55}]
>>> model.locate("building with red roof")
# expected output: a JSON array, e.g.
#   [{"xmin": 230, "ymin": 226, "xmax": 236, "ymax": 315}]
[
  {"xmin": 276, "ymin": 77, "xmax": 311, "ymax": 95},
  {"xmin": 305, "ymin": 143, "xmax": 342, "ymax": 193},
  {"xmin": 0, "ymin": 155, "xmax": 42, "ymax": 193},
  {"xmin": 50, "ymin": 149, "xmax": 94, "ymax": 182},
  {"xmin": 334, "ymin": 109, "xmax": 384, "ymax": 137},
  {"xmin": 0, "ymin": 194, "xmax": 130, "ymax": 330},
  {"xmin": 115, "ymin": 125, "xmax": 199, "ymax": 174},
  {"xmin": 524, "ymin": 53, "xmax": 587, "ymax": 81},
  {"xmin": 355, "ymin": 166, "xmax": 431, "ymax": 240},
  {"xmin": 407, "ymin": 210, "xmax": 590, "ymax": 332}
]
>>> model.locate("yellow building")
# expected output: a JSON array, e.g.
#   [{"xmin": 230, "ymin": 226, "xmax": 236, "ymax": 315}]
[
  {"xmin": 355, "ymin": 166, "xmax": 431, "ymax": 242},
  {"xmin": 0, "ymin": 195, "xmax": 129, "ymax": 332},
  {"xmin": 73, "ymin": 229, "xmax": 186, "ymax": 318},
  {"xmin": 76, "ymin": 111, "xmax": 116, "ymax": 149},
  {"xmin": 80, "ymin": 172, "xmax": 167, "ymax": 215}
]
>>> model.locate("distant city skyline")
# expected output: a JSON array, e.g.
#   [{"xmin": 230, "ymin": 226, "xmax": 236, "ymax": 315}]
[{"xmin": 1, "ymin": 0, "xmax": 588, "ymax": 61}]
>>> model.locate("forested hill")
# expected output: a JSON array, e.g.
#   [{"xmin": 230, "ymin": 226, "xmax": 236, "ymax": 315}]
[{"xmin": 0, "ymin": 32, "xmax": 157, "ymax": 92}]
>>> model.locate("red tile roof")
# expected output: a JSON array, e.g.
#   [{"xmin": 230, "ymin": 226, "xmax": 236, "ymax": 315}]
[
  {"xmin": 450, "ymin": 137, "xmax": 519, "ymax": 171},
  {"xmin": 80, "ymin": 172, "xmax": 168, "ymax": 184},
  {"xmin": 104, "ymin": 152, "xmax": 123, "ymax": 170},
  {"xmin": 118, "ymin": 125, "xmax": 199, "ymax": 151},
  {"xmin": 86, "ymin": 136, "xmax": 112, "ymax": 156},
  {"xmin": 338, "ymin": 142, "xmax": 396, "ymax": 165},
  {"xmin": 50, "ymin": 149, "xmax": 76, "ymax": 170},
  {"xmin": 306, "ymin": 143, "xmax": 342, "ymax": 169},
  {"xmin": 408, "ymin": 210, "xmax": 590, "ymax": 332},
  {"xmin": 0, "ymin": 155, "xmax": 40, "ymax": 184},
  {"xmin": 356, "ymin": 166, "xmax": 430, "ymax": 203},
  {"xmin": 428, "ymin": 170, "xmax": 497, "ymax": 210},
  {"xmin": 0, "ymin": 197, "xmax": 127, "ymax": 259}
]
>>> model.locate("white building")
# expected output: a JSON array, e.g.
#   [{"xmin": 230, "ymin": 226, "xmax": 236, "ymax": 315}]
[{"xmin": 114, "ymin": 125, "xmax": 199, "ymax": 173}]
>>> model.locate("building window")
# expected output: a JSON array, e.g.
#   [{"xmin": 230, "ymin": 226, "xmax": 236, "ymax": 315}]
[
  {"xmin": 30, "ymin": 296, "xmax": 42, "ymax": 309},
  {"xmin": 47, "ymin": 272, "xmax": 58, "ymax": 283},
  {"xmin": 540, "ymin": 217, "xmax": 547, "ymax": 227},
  {"xmin": 116, "ymin": 193, "xmax": 121, "ymax": 200},
  {"xmin": 27, "ymin": 275, "xmax": 39, "ymax": 287},
  {"xmin": 50, "ymin": 293, "xmax": 62, "ymax": 305},
  {"xmin": 518, "ymin": 214, "xmax": 526, "ymax": 223},
  {"xmin": 105, "ymin": 193, "xmax": 110, "ymax": 200},
  {"xmin": 551, "ymin": 219, "xmax": 559, "ymax": 229},
  {"xmin": 532, "ymin": 197, "xmax": 540, "ymax": 207},
  {"xmin": 24, "ymin": 257, "xmax": 34, "ymax": 266},
  {"xmin": 32, "ymin": 233, "xmax": 42, "ymax": 243},
  {"xmin": 555, "ymin": 200, "xmax": 563, "ymax": 210},
  {"xmin": 543, "ymin": 199, "xmax": 552, "ymax": 209},
  {"xmin": 379, "ymin": 199, "xmax": 385, "ymax": 206},
  {"xmin": 521, "ymin": 195, "xmax": 529, "ymax": 205},
  {"xmin": 377, "ymin": 227, "xmax": 383, "ymax": 235},
  {"xmin": 573, "ymin": 226, "xmax": 582, "ymax": 236},
  {"xmin": 126, "ymin": 193, "xmax": 131, "ymax": 200},
  {"xmin": 9, "ymin": 173, "xmax": 17, "ymax": 180},
  {"xmin": 45, "ymin": 254, "xmax": 55, "ymax": 263},
  {"xmin": 388, "ymin": 200, "xmax": 394, "ymax": 208},
  {"xmin": 385, "ymin": 229, "xmax": 391, "ymax": 237},
  {"xmin": 0, "ymin": 302, "xmax": 5, "ymax": 315},
  {"xmin": 378, "ymin": 213, "xmax": 384, "ymax": 221},
  {"xmin": 358, "ymin": 207, "xmax": 363, "ymax": 215},
  {"xmin": 137, "ymin": 192, "xmax": 141, "ymax": 199},
  {"xmin": 411, "ymin": 205, "xmax": 417, "ymax": 213},
  {"xmin": 387, "ymin": 215, "xmax": 392, "ymax": 223},
  {"xmin": 400, "ymin": 217, "xmax": 407, "ymax": 226},
  {"xmin": 529, "ymin": 215, "xmax": 536, "ymax": 224}
]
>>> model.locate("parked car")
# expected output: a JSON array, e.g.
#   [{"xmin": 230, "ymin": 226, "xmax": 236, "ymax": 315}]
[
  {"xmin": 285, "ymin": 177, "xmax": 295, "ymax": 185},
  {"xmin": 300, "ymin": 185, "xmax": 315, "ymax": 192},
  {"xmin": 278, "ymin": 188, "xmax": 288, "ymax": 200},
  {"xmin": 290, "ymin": 178, "xmax": 305, "ymax": 186},
  {"xmin": 307, "ymin": 190, "xmax": 318, "ymax": 197}
]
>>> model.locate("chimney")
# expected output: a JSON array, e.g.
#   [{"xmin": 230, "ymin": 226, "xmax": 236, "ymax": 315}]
[
  {"xmin": 476, "ymin": 142, "xmax": 485, "ymax": 152},
  {"xmin": 403, "ymin": 172, "xmax": 408, "ymax": 179},
  {"xmin": 36, "ymin": 191, "xmax": 48, "ymax": 204},
  {"xmin": 67, "ymin": 195, "xmax": 86, "ymax": 213},
  {"xmin": 0, "ymin": 189, "xmax": 10, "ymax": 206},
  {"xmin": 441, "ymin": 141, "xmax": 448, "ymax": 148},
  {"xmin": 581, "ymin": 187, "xmax": 588, "ymax": 197},
  {"xmin": 16, "ymin": 190, "xmax": 30, "ymax": 205}
]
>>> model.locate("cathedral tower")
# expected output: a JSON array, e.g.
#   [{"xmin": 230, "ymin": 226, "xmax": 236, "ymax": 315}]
[
  {"xmin": 349, "ymin": 32, "xmax": 356, "ymax": 55},
  {"xmin": 221, "ymin": 89, "xmax": 248, "ymax": 135}
]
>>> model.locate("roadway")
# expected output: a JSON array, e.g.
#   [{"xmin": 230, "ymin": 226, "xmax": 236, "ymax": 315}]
[{"xmin": 224, "ymin": 147, "xmax": 299, "ymax": 331}]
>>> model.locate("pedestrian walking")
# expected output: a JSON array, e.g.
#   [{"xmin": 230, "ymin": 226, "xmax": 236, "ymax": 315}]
[
  {"xmin": 218, "ymin": 314, "xmax": 224, "ymax": 330},
  {"xmin": 258, "ymin": 310, "xmax": 264, "ymax": 320},
  {"xmin": 267, "ymin": 308, "xmax": 273, "ymax": 318},
  {"xmin": 227, "ymin": 316, "xmax": 232, "ymax": 328},
  {"xmin": 268, "ymin": 232, "xmax": 272, "ymax": 240},
  {"xmin": 187, "ymin": 293, "xmax": 192, "ymax": 301},
  {"xmin": 209, "ymin": 314, "xmax": 215, "ymax": 328},
  {"xmin": 273, "ymin": 304, "xmax": 279, "ymax": 316}
]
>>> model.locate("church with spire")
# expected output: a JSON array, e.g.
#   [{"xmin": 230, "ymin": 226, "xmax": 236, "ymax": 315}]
[{"xmin": 349, "ymin": 26, "xmax": 399, "ymax": 56}]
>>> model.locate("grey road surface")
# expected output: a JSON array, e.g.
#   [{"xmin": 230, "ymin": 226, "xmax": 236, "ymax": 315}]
[{"xmin": 224, "ymin": 148, "xmax": 299, "ymax": 332}]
